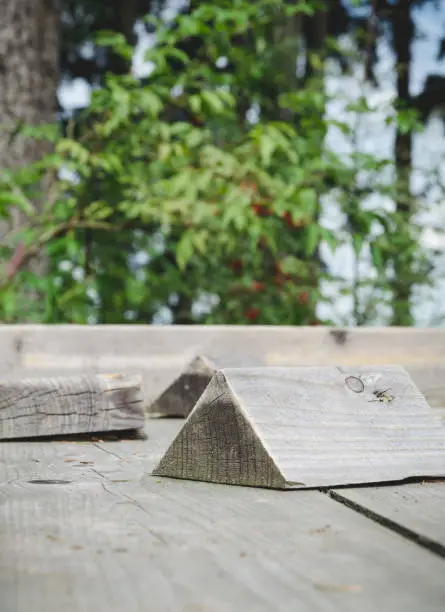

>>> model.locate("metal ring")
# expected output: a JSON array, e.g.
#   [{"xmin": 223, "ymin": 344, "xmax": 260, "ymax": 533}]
[{"xmin": 345, "ymin": 375, "xmax": 365, "ymax": 393}]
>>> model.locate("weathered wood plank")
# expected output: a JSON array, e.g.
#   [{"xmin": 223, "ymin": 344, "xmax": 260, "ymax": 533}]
[
  {"xmin": 1, "ymin": 420, "xmax": 445, "ymax": 612},
  {"xmin": 149, "ymin": 356, "xmax": 445, "ymax": 419},
  {"xmin": 1, "ymin": 325, "xmax": 445, "ymax": 408},
  {"xmin": 154, "ymin": 366, "xmax": 445, "ymax": 489},
  {"xmin": 0, "ymin": 326, "xmax": 212, "ymax": 411},
  {"xmin": 203, "ymin": 329, "xmax": 445, "ymax": 408},
  {"xmin": 436, "ymin": 407, "xmax": 445, "ymax": 423},
  {"xmin": 329, "ymin": 483, "xmax": 445, "ymax": 552},
  {"xmin": 0, "ymin": 373, "xmax": 144, "ymax": 439},
  {"xmin": 4, "ymin": 325, "xmax": 444, "ymax": 366}
]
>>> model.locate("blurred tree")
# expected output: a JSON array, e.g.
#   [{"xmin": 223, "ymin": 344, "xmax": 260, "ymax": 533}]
[
  {"xmin": 60, "ymin": 0, "xmax": 149, "ymax": 83},
  {"xmin": 0, "ymin": 0, "xmax": 59, "ymax": 172},
  {"xmin": 0, "ymin": 0, "xmax": 400, "ymax": 326},
  {"xmin": 0, "ymin": 0, "xmax": 59, "ymax": 285},
  {"xmin": 389, "ymin": 0, "xmax": 416, "ymax": 325},
  {"xmin": 0, "ymin": 0, "xmax": 442, "ymax": 325},
  {"xmin": 355, "ymin": 0, "xmax": 441, "ymax": 325}
]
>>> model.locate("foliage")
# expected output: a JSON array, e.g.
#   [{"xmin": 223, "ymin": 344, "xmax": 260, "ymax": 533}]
[{"xmin": 0, "ymin": 0, "xmax": 431, "ymax": 325}]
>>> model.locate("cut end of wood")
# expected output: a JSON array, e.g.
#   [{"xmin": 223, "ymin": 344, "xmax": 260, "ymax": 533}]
[
  {"xmin": 153, "ymin": 366, "xmax": 445, "ymax": 490},
  {"xmin": 152, "ymin": 370, "xmax": 286, "ymax": 488},
  {"xmin": 0, "ymin": 373, "xmax": 145, "ymax": 440},
  {"xmin": 147, "ymin": 355, "xmax": 216, "ymax": 418}
]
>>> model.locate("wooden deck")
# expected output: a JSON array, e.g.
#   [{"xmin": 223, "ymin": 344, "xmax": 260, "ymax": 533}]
[
  {"xmin": 1, "ymin": 325, "xmax": 445, "ymax": 611},
  {"xmin": 2, "ymin": 420, "xmax": 445, "ymax": 612}
]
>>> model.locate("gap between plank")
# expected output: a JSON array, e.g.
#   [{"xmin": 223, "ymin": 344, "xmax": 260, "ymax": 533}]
[{"xmin": 326, "ymin": 489, "xmax": 445, "ymax": 560}]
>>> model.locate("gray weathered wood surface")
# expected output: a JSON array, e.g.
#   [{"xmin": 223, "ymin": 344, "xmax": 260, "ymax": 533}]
[
  {"xmin": 436, "ymin": 406, "xmax": 445, "ymax": 421},
  {"xmin": 154, "ymin": 366, "xmax": 445, "ymax": 489},
  {"xmin": 2, "ymin": 325, "xmax": 445, "ymax": 408},
  {"xmin": 1, "ymin": 420, "xmax": 445, "ymax": 612},
  {"xmin": 148, "ymin": 352, "xmax": 269, "ymax": 417},
  {"xmin": 330, "ymin": 483, "xmax": 445, "ymax": 552},
  {"xmin": 149, "ymin": 355, "xmax": 216, "ymax": 417},
  {"xmin": 0, "ymin": 373, "xmax": 144, "ymax": 439}
]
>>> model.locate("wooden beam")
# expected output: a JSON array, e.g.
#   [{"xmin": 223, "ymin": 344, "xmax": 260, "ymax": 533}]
[
  {"xmin": 153, "ymin": 366, "xmax": 445, "ymax": 489},
  {"xmin": 1, "ymin": 325, "xmax": 445, "ymax": 408},
  {"xmin": 0, "ymin": 373, "xmax": 144, "ymax": 440},
  {"xmin": 147, "ymin": 327, "xmax": 445, "ymax": 417}
]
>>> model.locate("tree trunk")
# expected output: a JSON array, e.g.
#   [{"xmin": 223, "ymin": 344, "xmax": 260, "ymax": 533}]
[
  {"xmin": 0, "ymin": 0, "xmax": 59, "ymax": 175},
  {"xmin": 103, "ymin": 0, "xmax": 142, "ymax": 76},
  {"xmin": 390, "ymin": 1, "xmax": 415, "ymax": 325},
  {"xmin": 0, "ymin": 0, "xmax": 59, "ymax": 280}
]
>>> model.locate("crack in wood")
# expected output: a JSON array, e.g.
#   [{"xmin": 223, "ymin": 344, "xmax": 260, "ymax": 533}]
[
  {"xmin": 327, "ymin": 489, "xmax": 445, "ymax": 559},
  {"xmin": 92, "ymin": 442, "xmax": 124, "ymax": 460}
]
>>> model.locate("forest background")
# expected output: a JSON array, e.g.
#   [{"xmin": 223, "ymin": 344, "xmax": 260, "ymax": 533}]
[{"xmin": 1, "ymin": 0, "xmax": 445, "ymax": 327}]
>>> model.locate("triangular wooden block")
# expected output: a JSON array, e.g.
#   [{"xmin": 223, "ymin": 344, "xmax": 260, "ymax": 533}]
[
  {"xmin": 148, "ymin": 353, "xmax": 265, "ymax": 417},
  {"xmin": 148, "ymin": 356, "xmax": 216, "ymax": 417},
  {"xmin": 152, "ymin": 366, "xmax": 445, "ymax": 489}
]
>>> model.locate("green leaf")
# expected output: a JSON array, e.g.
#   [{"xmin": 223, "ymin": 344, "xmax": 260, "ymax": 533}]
[
  {"xmin": 19, "ymin": 123, "xmax": 61, "ymax": 142},
  {"xmin": 1, "ymin": 290, "xmax": 16, "ymax": 320},
  {"xmin": 321, "ymin": 227, "xmax": 338, "ymax": 253},
  {"xmin": 189, "ymin": 95, "xmax": 202, "ymax": 114},
  {"xmin": 176, "ymin": 231, "xmax": 194, "ymax": 271},
  {"xmin": 279, "ymin": 256, "xmax": 307, "ymax": 276},
  {"xmin": 327, "ymin": 119, "xmax": 351, "ymax": 136},
  {"xmin": 259, "ymin": 134, "xmax": 276, "ymax": 166},
  {"xmin": 370, "ymin": 243, "xmax": 385, "ymax": 271},
  {"xmin": 396, "ymin": 108, "xmax": 422, "ymax": 134},
  {"xmin": 56, "ymin": 139, "xmax": 90, "ymax": 165},
  {"xmin": 298, "ymin": 188, "xmax": 317, "ymax": 213},
  {"xmin": 95, "ymin": 31, "xmax": 127, "ymax": 47},
  {"xmin": 345, "ymin": 96, "xmax": 371, "ymax": 114},
  {"xmin": 192, "ymin": 229, "xmax": 208, "ymax": 254},
  {"xmin": 304, "ymin": 223, "xmax": 320, "ymax": 256},
  {"xmin": 201, "ymin": 91, "xmax": 227, "ymax": 114},
  {"xmin": 0, "ymin": 191, "xmax": 34, "ymax": 216},
  {"xmin": 94, "ymin": 31, "xmax": 132, "ymax": 60},
  {"xmin": 352, "ymin": 233, "xmax": 364, "ymax": 256},
  {"xmin": 165, "ymin": 47, "xmax": 190, "ymax": 66},
  {"xmin": 186, "ymin": 128, "xmax": 206, "ymax": 149},
  {"xmin": 84, "ymin": 201, "xmax": 113, "ymax": 220},
  {"xmin": 135, "ymin": 90, "xmax": 163, "ymax": 117},
  {"xmin": 168, "ymin": 170, "xmax": 196, "ymax": 198},
  {"xmin": 287, "ymin": 1, "xmax": 316, "ymax": 16},
  {"xmin": 222, "ymin": 199, "xmax": 248, "ymax": 231}
]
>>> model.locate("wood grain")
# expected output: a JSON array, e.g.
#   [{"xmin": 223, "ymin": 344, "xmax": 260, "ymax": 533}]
[
  {"xmin": 154, "ymin": 366, "xmax": 445, "ymax": 488},
  {"xmin": 2, "ymin": 420, "xmax": 445, "ymax": 612},
  {"xmin": 2, "ymin": 325, "xmax": 445, "ymax": 409},
  {"xmin": 0, "ymin": 373, "xmax": 144, "ymax": 439}
]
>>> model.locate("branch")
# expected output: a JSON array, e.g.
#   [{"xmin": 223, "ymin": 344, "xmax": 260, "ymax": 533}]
[{"xmin": 0, "ymin": 219, "xmax": 116, "ymax": 290}]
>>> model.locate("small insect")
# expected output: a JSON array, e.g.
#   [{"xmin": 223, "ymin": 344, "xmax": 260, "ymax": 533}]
[{"xmin": 369, "ymin": 388, "xmax": 395, "ymax": 404}]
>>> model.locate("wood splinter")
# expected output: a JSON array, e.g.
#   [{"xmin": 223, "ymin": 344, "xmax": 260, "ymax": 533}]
[{"xmin": 0, "ymin": 373, "xmax": 145, "ymax": 440}]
